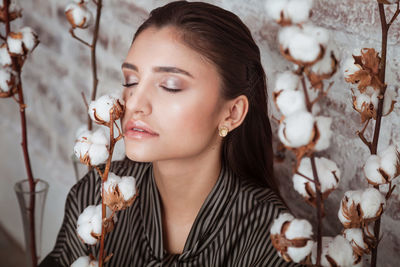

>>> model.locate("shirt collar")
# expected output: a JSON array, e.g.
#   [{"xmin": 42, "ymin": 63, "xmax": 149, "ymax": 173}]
[{"xmin": 139, "ymin": 160, "xmax": 240, "ymax": 262}]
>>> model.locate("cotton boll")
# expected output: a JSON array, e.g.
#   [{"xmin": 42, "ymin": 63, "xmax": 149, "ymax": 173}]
[
  {"xmin": 270, "ymin": 213, "xmax": 313, "ymax": 263},
  {"xmin": 71, "ymin": 256, "xmax": 90, "ymax": 267},
  {"xmin": 311, "ymin": 236, "xmax": 332, "ymax": 266},
  {"xmin": 0, "ymin": 68, "xmax": 12, "ymax": 92},
  {"xmin": 310, "ymin": 48, "xmax": 334, "ymax": 75},
  {"xmin": 89, "ymin": 95, "xmax": 115, "ymax": 123},
  {"xmin": 271, "ymin": 213, "xmax": 295, "ymax": 234},
  {"xmin": 7, "ymin": 33, "xmax": 23, "ymax": 55},
  {"xmin": 338, "ymin": 190, "xmax": 363, "ymax": 228},
  {"xmin": 20, "ymin": 27, "xmax": 38, "ymax": 52},
  {"xmin": 364, "ymin": 155, "xmax": 384, "ymax": 184},
  {"xmin": 302, "ymin": 24, "xmax": 330, "ymax": 47},
  {"xmin": 379, "ymin": 145, "xmax": 399, "ymax": 179},
  {"xmin": 343, "ymin": 228, "xmax": 367, "ymax": 252},
  {"xmin": 287, "ymin": 240, "xmax": 314, "ymax": 263},
  {"xmin": 285, "ymin": 0, "xmax": 313, "ymax": 24},
  {"xmin": 274, "ymin": 71, "xmax": 301, "ymax": 92},
  {"xmin": 65, "ymin": 3, "xmax": 93, "ymax": 29},
  {"xmin": 278, "ymin": 111, "xmax": 314, "ymax": 148},
  {"xmin": 288, "ymin": 31, "xmax": 321, "ymax": 62},
  {"xmin": 119, "ymin": 176, "xmax": 137, "ymax": 201},
  {"xmin": 360, "ymin": 188, "xmax": 385, "ymax": 219},
  {"xmin": 355, "ymin": 93, "xmax": 372, "ymax": 111},
  {"xmin": 275, "ymin": 90, "xmax": 306, "ymax": 117},
  {"xmin": 0, "ymin": 45, "xmax": 11, "ymax": 66},
  {"xmin": 74, "ymin": 141, "xmax": 91, "ymax": 160},
  {"xmin": 278, "ymin": 26, "xmax": 302, "ymax": 50},
  {"xmin": 285, "ymin": 219, "xmax": 313, "ymax": 239},
  {"xmin": 343, "ymin": 57, "xmax": 362, "ymax": 80},
  {"xmin": 265, "ymin": 0, "xmax": 289, "ymax": 21},
  {"xmin": 293, "ymin": 157, "xmax": 340, "ymax": 201},
  {"xmin": 104, "ymin": 172, "xmax": 121, "ymax": 194},
  {"xmin": 364, "ymin": 145, "xmax": 399, "ymax": 185},
  {"xmin": 314, "ymin": 116, "xmax": 332, "ymax": 151},
  {"xmin": 326, "ymin": 235, "xmax": 355, "ymax": 267},
  {"xmin": 76, "ymin": 205, "xmax": 98, "ymax": 245},
  {"xmin": 91, "ymin": 128, "xmax": 108, "ymax": 146},
  {"xmin": 88, "ymin": 143, "xmax": 109, "ymax": 165}
]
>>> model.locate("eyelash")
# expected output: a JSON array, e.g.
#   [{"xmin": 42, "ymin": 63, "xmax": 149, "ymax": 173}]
[{"xmin": 122, "ymin": 83, "xmax": 181, "ymax": 93}]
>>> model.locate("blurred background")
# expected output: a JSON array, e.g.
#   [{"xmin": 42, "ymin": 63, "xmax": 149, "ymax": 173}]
[{"xmin": 0, "ymin": 0, "xmax": 399, "ymax": 266}]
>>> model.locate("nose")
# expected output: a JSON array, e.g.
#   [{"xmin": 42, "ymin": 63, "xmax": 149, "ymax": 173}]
[{"xmin": 124, "ymin": 82, "xmax": 152, "ymax": 117}]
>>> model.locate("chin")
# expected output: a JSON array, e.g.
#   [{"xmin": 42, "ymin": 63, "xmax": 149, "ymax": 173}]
[{"xmin": 125, "ymin": 151, "xmax": 154, "ymax": 163}]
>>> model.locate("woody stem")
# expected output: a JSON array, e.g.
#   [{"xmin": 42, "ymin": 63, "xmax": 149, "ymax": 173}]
[{"xmin": 371, "ymin": 3, "xmax": 399, "ymax": 266}]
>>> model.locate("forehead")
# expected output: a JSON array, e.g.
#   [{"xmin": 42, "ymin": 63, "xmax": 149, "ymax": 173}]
[{"xmin": 125, "ymin": 26, "xmax": 218, "ymax": 79}]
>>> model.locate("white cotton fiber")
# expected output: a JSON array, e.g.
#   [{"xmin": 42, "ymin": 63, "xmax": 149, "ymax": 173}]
[
  {"xmin": 276, "ymin": 89, "xmax": 306, "ymax": 117},
  {"xmin": 288, "ymin": 31, "xmax": 321, "ymax": 62},
  {"xmin": 71, "ymin": 256, "xmax": 90, "ymax": 267},
  {"xmin": 119, "ymin": 176, "xmax": 137, "ymax": 200},
  {"xmin": 364, "ymin": 155, "xmax": 383, "ymax": 184},
  {"xmin": 278, "ymin": 111, "xmax": 314, "ymax": 148},
  {"xmin": 20, "ymin": 27, "xmax": 37, "ymax": 51},
  {"xmin": 89, "ymin": 94, "xmax": 119, "ymax": 123},
  {"xmin": 343, "ymin": 228, "xmax": 366, "ymax": 250},
  {"xmin": 314, "ymin": 116, "xmax": 332, "ymax": 151},
  {"xmin": 286, "ymin": 0, "xmax": 313, "ymax": 24},
  {"xmin": 0, "ymin": 68, "xmax": 12, "ymax": 92},
  {"xmin": 0, "ymin": 45, "xmax": 11, "ymax": 66},
  {"xmin": 265, "ymin": 0, "xmax": 289, "ymax": 21},
  {"xmin": 293, "ymin": 157, "xmax": 340, "ymax": 197},
  {"xmin": 285, "ymin": 219, "xmax": 313, "ymax": 239},
  {"xmin": 360, "ymin": 188, "xmax": 385, "ymax": 219},
  {"xmin": 91, "ymin": 128, "xmax": 108, "ymax": 145},
  {"xmin": 274, "ymin": 71, "xmax": 301, "ymax": 92},
  {"xmin": 287, "ymin": 240, "xmax": 314, "ymax": 263},
  {"xmin": 7, "ymin": 35, "xmax": 23, "ymax": 55},
  {"xmin": 343, "ymin": 57, "xmax": 362, "ymax": 79},
  {"xmin": 326, "ymin": 235, "xmax": 354, "ymax": 267},
  {"xmin": 65, "ymin": 2, "xmax": 93, "ymax": 29},
  {"xmin": 88, "ymin": 143, "xmax": 109, "ymax": 165},
  {"xmin": 271, "ymin": 213, "xmax": 294, "ymax": 234},
  {"xmin": 278, "ymin": 26, "xmax": 302, "ymax": 49},
  {"xmin": 379, "ymin": 145, "xmax": 398, "ymax": 178},
  {"xmin": 302, "ymin": 24, "xmax": 330, "ymax": 47}
]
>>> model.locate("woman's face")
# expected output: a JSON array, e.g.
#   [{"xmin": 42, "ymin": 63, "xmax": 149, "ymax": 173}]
[{"xmin": 121, "ymin": 26, "xmax": 225, "ymax": 162}]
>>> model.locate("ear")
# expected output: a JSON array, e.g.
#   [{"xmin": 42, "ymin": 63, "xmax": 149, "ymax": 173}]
[{"xmin": 219, "ymin": 95, "xmax": 249, "ymax": 132}]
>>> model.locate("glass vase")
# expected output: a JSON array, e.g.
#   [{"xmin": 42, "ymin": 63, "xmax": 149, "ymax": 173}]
[{"xmin": 14, "ymin": 179, "xmax": 49, "ymax": 267}]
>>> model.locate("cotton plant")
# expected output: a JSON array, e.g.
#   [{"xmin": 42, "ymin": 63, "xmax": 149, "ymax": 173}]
[
  {"xmin": 72, "ymin": 94, "xmax": 137, "ymax": 266},
  {"xmin": 264, "ymin": 0, "xmax": 359, "ymax": 265},
  {"xmin": 310, "ymin": 236, "xmax": 362, "ymax": 267},
  {"xmin": 0, "ymin": 1, "xmax": 42, "ymax": 266},
  {"xmin": 270, "ymin": 213, "xmax": 314, "ymax": 264},
  {"xmin": 65, "ymin": 0, "xmax": 107, "ymax": 185},
  {"xmin": 341, "ymin": 2, "xmax": 400, "ymax": 266}
]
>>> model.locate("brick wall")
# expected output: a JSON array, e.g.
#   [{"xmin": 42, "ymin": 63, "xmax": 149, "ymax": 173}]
[{"xmin": 0, "ymin": 0, "xmax": 398, "ymax": 265}]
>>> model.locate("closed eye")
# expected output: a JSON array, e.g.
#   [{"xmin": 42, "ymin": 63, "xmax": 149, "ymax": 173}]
[{"xmin": 122, "ymin": 83, "xmax": 137, "ymax": 88}]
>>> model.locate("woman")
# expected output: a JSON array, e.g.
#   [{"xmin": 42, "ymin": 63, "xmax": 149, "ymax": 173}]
[{"xmin": 40, "ymin": 1, "xmax": 299, "ymax": 266}]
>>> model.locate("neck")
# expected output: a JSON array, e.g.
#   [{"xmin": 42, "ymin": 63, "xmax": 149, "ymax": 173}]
[{"xmin": 152, "ymin": 149, "xmax": 222, "ymax": 218}]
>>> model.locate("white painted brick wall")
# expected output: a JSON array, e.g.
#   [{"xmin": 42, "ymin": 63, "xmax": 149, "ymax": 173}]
[{"xmin": 0, "ymin": 0, "xmax": 399, "ymax": 265}]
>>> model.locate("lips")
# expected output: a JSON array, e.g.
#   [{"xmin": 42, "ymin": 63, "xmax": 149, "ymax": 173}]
[{"xmin": 124, "ymin": 120, "xmax": 158, "ymax": 136}]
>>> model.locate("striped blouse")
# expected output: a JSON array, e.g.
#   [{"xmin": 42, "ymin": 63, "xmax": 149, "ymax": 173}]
[{"xmin": 39, "ymin": 158, "xmax": 301, "ymax": 266}]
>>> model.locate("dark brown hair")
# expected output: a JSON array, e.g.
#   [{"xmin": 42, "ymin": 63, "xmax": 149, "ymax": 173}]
[{"xmin": 132, "ymin": 1, "xmax": 279, "ymax": 194}]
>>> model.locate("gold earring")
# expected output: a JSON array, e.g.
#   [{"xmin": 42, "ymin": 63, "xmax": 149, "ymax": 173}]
[{"xmin": 219, "ymin": 126, "xmax": 229, "ymax": 137}]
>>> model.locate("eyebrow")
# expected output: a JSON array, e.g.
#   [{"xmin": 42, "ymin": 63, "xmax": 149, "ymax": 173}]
[{"xmin": 121, "ymin": 62, "xmax": 194, "ymax": 78}]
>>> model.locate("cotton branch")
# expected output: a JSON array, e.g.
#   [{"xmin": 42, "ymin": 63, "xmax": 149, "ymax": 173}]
[{"xmin": 370, "ymin": 2, "xmax": 399, "ymax": 267}]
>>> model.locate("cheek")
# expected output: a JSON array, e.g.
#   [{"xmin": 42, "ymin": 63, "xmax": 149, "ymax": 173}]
[{"xmin": 161, "ymin": 95, "xmax": 218, "ymax": 140}]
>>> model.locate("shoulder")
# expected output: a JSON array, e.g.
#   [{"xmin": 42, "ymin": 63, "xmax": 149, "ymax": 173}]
[{"xmin": 237, "ymin": 179, "xmax": 290, "ymax": 216}]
